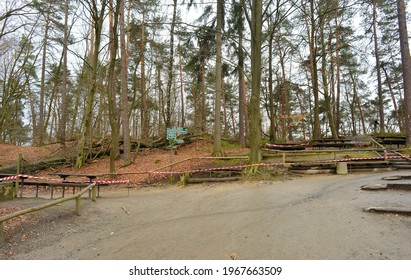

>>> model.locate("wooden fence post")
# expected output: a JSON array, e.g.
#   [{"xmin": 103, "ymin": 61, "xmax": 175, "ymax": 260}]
[
  {"xmin": 76, "ymin": 196, "xmax": 82, "ymax": 216},
  {"xmin": 0, "ymin": 222, "xmax": 4, "ymax": 247},
  {"xmin": 92, "ymin": 185, "xmax": 97, "ymax": 202},
  {"xmin": 15, "ymin": 154, "xmax": 23, "ymax": 198}
]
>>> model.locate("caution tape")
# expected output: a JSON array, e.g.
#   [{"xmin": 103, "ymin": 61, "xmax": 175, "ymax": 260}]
[
  {"xmin": 2, "ymin": 154, "xmax": 410, "ymax": 183},
  {"xmin": 94, "ymin": 179, "xmax": 130, "ymax": 185},
  {"xmin": 0, "ymin": 174, "xmax": 129, "ymax": 185},
  {"xmin": 150, "ymin": 163, "xmax": 280, "ymax": 175},
  {"xmin": 150, "ymin": 155, "xmax": 411, "ymax": 175},
  {"xmin": 0, "ymin": 175, "xmax": 22, "ymax": 182}
]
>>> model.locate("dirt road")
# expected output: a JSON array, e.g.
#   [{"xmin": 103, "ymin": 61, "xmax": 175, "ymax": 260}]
[{"xmin": 3, "ymin": 171, "xmax": 411, "ymax": 260}]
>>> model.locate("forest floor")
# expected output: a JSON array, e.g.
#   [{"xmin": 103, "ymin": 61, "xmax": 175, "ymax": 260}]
[{"xmin": 1, "ymin": 141, "xmax": 411, "ymax": 260}]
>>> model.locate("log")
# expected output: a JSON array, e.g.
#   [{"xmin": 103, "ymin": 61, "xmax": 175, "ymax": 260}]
[
  {"xmin": 186, "ymin": 177, "xmax": 241, "ymax": 184},
  {"xmin": 0, "ymin": 157, "xmax": 73, "ymax": 174}
]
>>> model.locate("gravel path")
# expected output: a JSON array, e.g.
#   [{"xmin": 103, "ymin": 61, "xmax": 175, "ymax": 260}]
[{"xmin": 2, "ymin": 171, "xmax": 411, "ymax": 260}]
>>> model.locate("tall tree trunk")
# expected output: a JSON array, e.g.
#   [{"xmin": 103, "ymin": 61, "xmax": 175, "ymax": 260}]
[
  {"xmin": 140, "ymin": 12, "xmax": 148, "ymax": 139},
  {"xmin": 178, "ymin": 44, "xmax": 185, "ymax": 127},
  {"xmin": 397, "ymin": 0, "xmax": 411, "ymax": 145},
  {"xmin": 38, "ymin": 12, "xmax": 50, "ymax": 146},
  {"xmin": 372, "ymin": 0, "xmax": 385, "ymax": 132},
  {"xmin": 334, "ymin": 6, "xmax": 342, "ymax": 136},
  {"xmin": 157, "ymin": 66, "xmax": 164, "ymax": 136},
  {"xmin": 107, "ymin": 0, "xmax": 121, "ymax": 174},
  {"xmin": 243, "ymin": 0, "xmax": 262, "ymax": 166},
  {"xmin": 320, "ymin": 22, "xmax": 338, "ymax": 138},
  {"xmin": 268, "ymin": 31, "xmax": 276, "ymax": 142},
  {"xmin": 59, "ymin": 0, "xmax": 69, "ymax": 147},
  {"xmin": 164, "ymin": 0, "xmax": 178, "ymax": 130},
  {"xmin": 76, "ymin": 0, "xmax": 107, "ymax": 168},
  {"xmin": 200, "ymin": 58, "xmax": 206, "ymax": 132},
  {"xmin": 278, "ymin": 38, "xmax": 292, "ymax": 141},
  {"xmin": 302, "ymin": 0, "xmax": 321, "ymax": 139},
  {"xmin": 238, "ymin": 10, "xmax": 246, "ymax": 146},
  {"xmin": 120, "ymin": 0, "xmax": 131, "ymax": 165},
  {"xmin": 213, "ymin": 0, "xmax": 224, "ymax": 156}
]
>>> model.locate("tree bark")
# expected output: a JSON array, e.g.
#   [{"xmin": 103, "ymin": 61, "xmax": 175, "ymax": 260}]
[
  {"xmin": 397, "ymin": 0, "xmax": 411, "ymax": 145},
  {"xmin": 302, "ymin": 0, "xmax": 320, "ymax": 139},
  {"xmin": 59, "ymin": 0, "xmax": 69, "ymax": 147},
  {"xmin": 213, "ymin": 0, "xmax": 224, "ymax": 156},
  {"xmin": 238, "ymin": 11, "xmax": 247, "ymax": 146},
  {"xmin": 164, "ymin": 0, "xmax": 178, "ymax": 130},
  {"xmin": 244, "ymin": 0, "xmax": 263, "ymax": 165},
  {"xmin": 76, "ymin": 0, "xmax": 107, "ymax": 168},
  {"xmin": 372, "ymin": 0, "xmax": 385, "ymax": 132},
  {"xmin": 120, "ymin": 0, "xmax": 131, "ymax": 165},
  {"xmin": 107, "ymin": 0, "xmax": 121, "ymax": 174},
  {"xmin": 140, "ymin": 12, "xmax": 149, "ymax": 139},
  {"xmin": 38, "ymin": 12, "xmax": 50, "ymax": 146},
  {"xmin": 320, "ymin": 21, "xmax": 338, "ymax": 138}
]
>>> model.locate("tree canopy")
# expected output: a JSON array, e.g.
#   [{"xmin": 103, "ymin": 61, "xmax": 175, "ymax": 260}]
[{"xmin": 0, "ymin": 0, "xmax": 410, "ymax": 167}]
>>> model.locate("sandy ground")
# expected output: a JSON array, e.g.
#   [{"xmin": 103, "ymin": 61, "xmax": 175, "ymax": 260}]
[{"xmin": 2, "ymin": 171, "xmax": 411, "ymax": 260}]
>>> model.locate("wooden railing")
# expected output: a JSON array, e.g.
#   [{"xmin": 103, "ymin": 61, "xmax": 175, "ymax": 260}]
[{"xmin": 0, "ymin": 183, "xmax": 97, "ymax": 247}]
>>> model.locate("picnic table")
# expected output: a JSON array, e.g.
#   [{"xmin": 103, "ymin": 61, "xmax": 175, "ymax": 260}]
[
  {"xmin": 48, "ymin": 173, "xmax": 105, "ymax": 198},
  {"xmin": 1, "ymin": 173, "xmax": 103, "ymax": 199},
  {"xmin": 51, "ymin": 173, "xmax": 98, "ymax": 183}
]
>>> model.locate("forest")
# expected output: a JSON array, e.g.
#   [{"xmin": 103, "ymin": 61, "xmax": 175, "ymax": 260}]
[{"xmin": 1, "ymin": 0, "xmax": 411, "ymax": 169}]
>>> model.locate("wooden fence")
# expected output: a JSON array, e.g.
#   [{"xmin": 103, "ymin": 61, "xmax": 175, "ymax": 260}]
[{"xmin": 0, "ymin": 183, "xmax": 97, "ymax": 247}]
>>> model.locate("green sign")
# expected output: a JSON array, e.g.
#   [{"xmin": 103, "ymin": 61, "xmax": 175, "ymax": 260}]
[
  {"xmin": 177, "ymin": 127, "xmax": 188, "ymax": 135},
  {"xmin": 167, "ymin": 127, "xmax": 187, "ymax": 149},
  {"xmin": 167, "ymin": 128, "xmax": 177, "ymax": 140}
]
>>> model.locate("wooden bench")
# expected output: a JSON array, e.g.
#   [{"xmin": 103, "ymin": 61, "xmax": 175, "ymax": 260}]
[
  {"xmin": 311, "ymin": 138, "xmax": 355, "ymax": 149},
  {"xmin": 375, "ymin": 136, "xmax": 406, "ymax": 148}
]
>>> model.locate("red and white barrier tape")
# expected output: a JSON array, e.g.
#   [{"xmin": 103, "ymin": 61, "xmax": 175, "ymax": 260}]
[
  {"xmin": 2, "ymin": 154, "xmax": 410, "ymax": 181},
  {"xmin": 0, "ymin": 174, "xmax": 129, "ymax": 185},
  {"xmin": 150, "ymin": 155, "xmax": 411, "ymax": 175}
]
